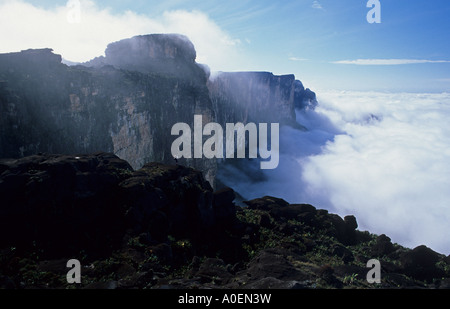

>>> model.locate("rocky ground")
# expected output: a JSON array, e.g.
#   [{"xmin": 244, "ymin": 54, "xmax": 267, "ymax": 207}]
[{"xmin": 0, "ymin": 152, "xmax": 449, "ymax": 289}]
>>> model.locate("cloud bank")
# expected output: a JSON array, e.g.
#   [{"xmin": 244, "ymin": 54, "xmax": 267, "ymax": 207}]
[
  {"xmin": 0, "ymin": 0, "xmax": 242, "ymax": 70},
  {"xmin": 302, "ymin": 91, "xmax": 450, "ymax": 254},
  {"xmin": 220, "ymin": 91, "xmax": 450, "ymax": 254}
]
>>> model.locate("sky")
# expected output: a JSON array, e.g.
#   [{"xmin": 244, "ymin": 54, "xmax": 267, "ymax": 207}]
[
  {"xmin": 1, "ymin": 1, "xmax": 450, "ymax": 253},
  {"xmin": 0, "ymin": 0, "xmax": 449, "ymax": 92}
]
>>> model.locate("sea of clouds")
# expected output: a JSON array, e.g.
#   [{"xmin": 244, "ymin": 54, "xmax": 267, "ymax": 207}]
[{"xmin": 219, "ymin": 91, "xmax": 450, "ymax": 255}]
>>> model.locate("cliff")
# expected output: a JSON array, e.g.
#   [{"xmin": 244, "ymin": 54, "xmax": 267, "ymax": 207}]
[
  {"xmin": 84, "ymin": 34, "xmax": 207, "ymax": 84},
  {"xmin": 208, "ymin": 71, "xmax": 317, "ymax": 130},
  {"xmin": 0, "ymin": 34, "xmax": 316, "ymax": 188},
  {"xmin": 0, "ymin": 153, "xmax": 449, "ymax": 289},
  {"xmin": 0, "ymin": 35, "xmax": 216, "ymax": 185}
]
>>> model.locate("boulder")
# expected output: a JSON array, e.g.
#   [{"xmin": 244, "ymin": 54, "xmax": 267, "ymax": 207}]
[
  {"xmin": 331, "ymin": 244, "xmax": 354, "ymax": 264},
  {"xmin": 400, "ymin": 245, "xmax": 444, "ymax": 282},
  {"xmin": 244, "ymin": 196, "xmax": 289, "ymax": 211},
  {"xmin": 195, "ymin": 258, "xmax": 233, "ymax": 284},
  {"xmin": 371, "ymin": 234, "xmax": 395, "ymax": 257},
  {"xmin": 240, "ymin": 248, "xmax": 311, "ymax": 283}
]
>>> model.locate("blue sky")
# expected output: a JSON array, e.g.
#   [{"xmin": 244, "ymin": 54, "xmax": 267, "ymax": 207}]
[{"xmin": 1, "ymin": 0, "xmax": 450, "ymax": 92}]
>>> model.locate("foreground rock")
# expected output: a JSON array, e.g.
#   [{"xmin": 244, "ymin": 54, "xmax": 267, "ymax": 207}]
[{"xmin": 0, "ymin": 153, "xmax": 449, "ymax": 289}]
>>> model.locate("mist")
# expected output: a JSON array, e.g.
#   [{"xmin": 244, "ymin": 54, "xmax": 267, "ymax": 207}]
[{"xmin": 218, "ymin": 91, "xmax": 450, "ymax": 255}]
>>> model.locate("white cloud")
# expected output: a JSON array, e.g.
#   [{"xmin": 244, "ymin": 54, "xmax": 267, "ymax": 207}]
[
  {"xmin": 332, "ymin": 59, "xmax": 450, "ymax": 65},
  {"xmin": 289, "ymin": 57, "xmax": 308, "ymax": 61},
  {"xmin": 222, "ymin": 91, "xmax": 450, "ymax": 254},
  {"xmin": 312, "ymin": 1, "xmax": 323, "ymax": 9},
  {"xmin": 302, "ymin": 91, "xmax": 450, "ymax": 254},
  {"xmin": 0, "ymin": 0, "xmax": 242, "ymax": 71}
]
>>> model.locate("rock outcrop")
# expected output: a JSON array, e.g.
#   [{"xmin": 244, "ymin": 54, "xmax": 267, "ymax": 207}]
[
  {"xmin": 0, "ymin": 153, "xmax": 449, "ymax": 289},
  {"xmin": 84, "ymin": 34, "xmax": 207, "ymax": 84}
]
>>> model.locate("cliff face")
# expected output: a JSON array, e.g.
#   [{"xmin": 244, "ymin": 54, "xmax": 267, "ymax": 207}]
[
  {"xmin": 84, "ymin": 34, "xmax": 207, "ymax": 84},
  {"xmin": 0, "ymin": 35, "xmax": 216, "ymax": 185},
  {"xmin": 208, "ymin": 71, "xmax": 317, "ymax": 129},
  {"xmin": 0, "ymin": 34, "xmax": 316, "ymax": 187}
]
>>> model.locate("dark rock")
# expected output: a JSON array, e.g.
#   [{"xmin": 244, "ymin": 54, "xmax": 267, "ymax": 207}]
[
  {"xmin": 290, "ymin": 204, "xmax": 317, "ymax": 213},
  {"xmin": 0, "ymin": 154, "xmax": 217, "ymax": 259},
  {"xmin": 189, "ymin": 256, "xmax": 202, "ymax": 272},
  {"xmin": 148, "ymin": 243, "xmax": 173, "ymax": 265},
  {"xmin": 244, "ymin": 196, "xmax": 289, "ymax": 211},
  {"xmin": 118, "ymin": 271, "xmax": 153, "ymax": 289},
  {"xmin": 37, "ymin": 259, "xmax": 70, "ymax": 275},
  {"xmin": 213, "ymin": 187, "xmax": 236, "ymax": 224},
  {"xmin": 258, "ymin": 213, "xmax": 272, "ymax": 228},
  {"xmin": 400, "ymin": 245, "xmax": 444, "ymax": 282},
  {"xmin": 242, "ymin": 248, "xmax": 311, "ymax": 283},
  {"xmin": 383, "ymin": 273, "xmax": 419, "ymax": 288},
  {"xmin": 147, "ymin": 211, "xmax": 170, "ymax": 242},
  {"xmin": 195, "ymin": 258, "xmax": 232, "ymax": 284},
  {"xmin": 344, "ymin": 215, "xmax": 358, "ymax": 230},
  {"xmin": 293, "ymin": 80, "xmax": 318, "ymax": 110},
  {"xmin": 317, "ymin": 264, "xmax": 342, "ymax": 288},
  {"xmin": 444, "ymin": 255, "xmax": 450, "ymax": 265},
  {"xmin": 331, "ymin": 244, "xmax": 354, "ymax": 264},
  {"xmin": 380, "ymin": 260, "xmax": 402, "ymax": 274},
  {"xmin": 316, "ymin": 209, "xmax": 328, "ymax": 216},
  {"xmin": 371, "ymin": 234, "xmax": 395, "ymax": 257},
  {"xmin": 0, "ymin": 152, "xmax": 133, "ymax": 258},
  {"xmin": 333, "ymin": 264, "xmax": 367, "ymax": 280},
  {"xmin": 296, "ymin": 212, "xmax": 316, "ymax": 225},
  {"xmin": 325, "ymin": 214, "xmax": 358, "ymax": 245},
  {"xmin": 269, "ymin": 205, "xmax": 311, "ymax": 221},
  {"xmin": 438, "ymin": 278, "xmax": 450, "ymax": 289},
  {"xmin": 122, "ymin": 162, "xmax": 215, "ymax": 239},
  {"xmin": 116, "ymin": 263, "xmax": 136, "ymax": 279},
  {"xmin": 0, "ymin": 275, "xmax": 16, "ymax": 289}
]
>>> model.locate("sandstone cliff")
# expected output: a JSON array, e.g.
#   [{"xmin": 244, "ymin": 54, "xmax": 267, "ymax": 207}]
[
  {"xmin": 0, "ymin": 34, "xmax": 316, "ymax": 187},
  {"xmin": 0, "ymin": 35, "xmax": 216, "ymax": 185},
  {"xmin": 207, "ymin": 71, "xmax": 317, "ymax": 130}
]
